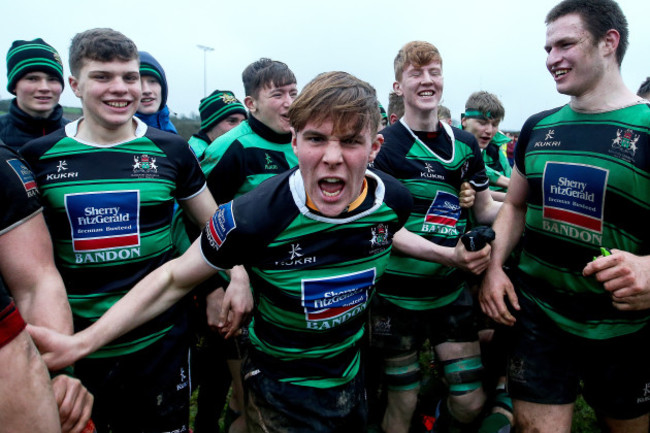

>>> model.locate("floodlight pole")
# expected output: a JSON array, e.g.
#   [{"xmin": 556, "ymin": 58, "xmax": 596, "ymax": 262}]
[{"xmin": 196, "ymin": 44, "xmax": 215, "ymax": 97}]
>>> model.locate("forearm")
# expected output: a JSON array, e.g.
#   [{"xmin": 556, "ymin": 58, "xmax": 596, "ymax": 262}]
[
  {"xmin": 392, "ymin": 228, "xmax": 453, "ymax": 267},
  {"xmin": 13, "ymin": 276, "xmax": 73, "ymax": 335},
  {"xmin": 495, "ymin": 175, "xmax": 510, "ymax": 188},
  {"xmin": 75, "ymin": 259, "xmax": 192, "ymax": 357},
  {"xmin": 487, "ymin": 201, "xmax": 526, "ymax": 270},
  {"xmin": 489, "ymin": 190, "xmax": 507, "ymax": 202}
]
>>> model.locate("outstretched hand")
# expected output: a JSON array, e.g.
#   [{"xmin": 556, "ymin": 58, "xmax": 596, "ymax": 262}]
[{"xmin": 27, "ymin": 324, "xmax": 84, "ymax": 371}]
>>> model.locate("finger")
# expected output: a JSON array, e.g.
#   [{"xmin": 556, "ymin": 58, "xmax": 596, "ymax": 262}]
[
  {"xmin": 583, "ymin": 254, "xmax": 619, "ymax": 277},
  {"xmin": 25, "ymin": 324, "xmax": 48, "ymax": 351},
  {"xmin": 218, "ymin": 297, "xmax": 231, "ymax": 328}
]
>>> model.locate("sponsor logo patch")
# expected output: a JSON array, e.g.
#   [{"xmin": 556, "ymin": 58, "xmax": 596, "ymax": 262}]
[
  {"xmin": 424, "ymin": 191, "xmax": 461, "ymax": 227},
  {"xmin": 302, "ymin": 268, "xmax": 375, "ymax": 323},
  {"xmin": 207, "ymin": 202, "xmax": 236, "ymax": 249},
  {"xmin": 6, "ymin": 159, "xmax": 37, "ymax": 192},
  {"xmin": 65, "ymin": 190, "xmax": 140, "ymax": 251},
  {"xmin": 542, "ymin": 162, "xmax": 607, "ymax": 233}
]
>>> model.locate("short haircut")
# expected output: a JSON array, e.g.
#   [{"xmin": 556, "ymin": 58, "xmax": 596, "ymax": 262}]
[
  {"xmin": 394, "ymin": 41, "xmax": 442, "ymax": 82},
  {"xmin": 464, "ymin": 91, "xmax": 505, "ymax": 122},
  {"xmin": 546, "ymin": 0, "xmax": 628, "ymax": 66},
  {"xmin": 438, "ymin": 105, "xmax": 451, "ymax": 120},
  {"xmin": 637, "ymin": 77, "xmax": 650, "ymax": 99},
  {"xmin": 242, "ymin": 58, "xmax": 296, "ymax": 98},
  {"xmin": 289, "ymin": 71, "xmax": 379, "ymax": 136},
  {"xmin": 387, "ymin": 91, "xmax": 404, "ymax": 120},
  {"xmin": 69, "ymin": 28, "xmax": 139, "ymax": 77}
]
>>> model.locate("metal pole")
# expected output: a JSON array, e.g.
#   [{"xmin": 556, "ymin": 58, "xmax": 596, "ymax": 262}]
[{"xmin": 196, "ymin": 45, "xmax": 215, "ymax": 97}]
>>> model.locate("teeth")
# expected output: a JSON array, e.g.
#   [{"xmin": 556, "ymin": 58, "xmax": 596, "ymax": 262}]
[
  {"xmin": 107, "ymin": 101, "xmax": 128, "ymax": 108},
  {"xmin": 323, "ymin": 178, "xmax": 340, "ymax": 183},
  {"xmin": 419, "ymin": 91, "xmax": 434, "ymax": 96},
  {"xmin": 555, "ymin": 69, "xmax": 568, "ymax": 77},
  {"xmin": 323, "ymin": 190, "xmax": 339, "ymax": 197}
]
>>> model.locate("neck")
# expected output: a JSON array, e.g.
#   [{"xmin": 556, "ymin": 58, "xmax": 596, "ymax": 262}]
[
  {"xmin": 75, "ymin": 117, "xmax": 137, "ymax": 145},
  {"xmin": 16, "ymin": 101, "xmax": 54, "ymax": 119},
  {"xmin": 403, "ymin": 108, "xmax": 439, "ymax": 131},
  {"xmin": 570, "ymin": 68, "xmax": 641, "ymax": 113}
]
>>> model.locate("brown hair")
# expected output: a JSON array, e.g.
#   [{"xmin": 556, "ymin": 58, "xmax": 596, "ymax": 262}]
[
  {"xmin": 394, "ymin": 41, "xmax": 442, "ymax": 81},
  {"xmin": 464, "ymin": 91, "xmax": 505, "ymax": 122},
  {"xmin": 289, "ymin": 71, "xmax": 379, "ymax": 136},
  {"xmin": 242, "ymin": 58, "xmax": 296, "ymax": 98},
  {"xmin": 546, "ymin": 0, "xmax": 628, "ymax": 66},
  {"xmin": 387, "ymin": 91, "xmax": 404, "ymax": 120},
  {"xmin": 69, "ymin": 28, "xmax": 138, "ymax": 76}
]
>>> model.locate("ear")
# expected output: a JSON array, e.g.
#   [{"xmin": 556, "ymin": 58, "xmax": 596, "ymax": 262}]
[
  {"xmin": 244, "ymin": 95, "xmax": 256, "ymax": 113},
  {"xmin": 601, "ymin": 29, "xmax": 620, "ymax": 60},
  {"xmin": 461, "ymin": 117, "xmax": 467, "ymax": 128},
  {"xmin": 368, "ymin": 133, "xmax": 384, "ymax": 163},
  {"xmin": 69, "ymin": 75, "xmax": 81, "ymax": 98},
  {"xmin": 392, "ymin": 81, "xmax": 402, "ymax": 96},
  {"xmin": 389, "ymin": 113, "xmax": 399, "ymax": 124},
  {"xmin": 291, "ymin": 127, "xmax": 298, "ymax": 155}
]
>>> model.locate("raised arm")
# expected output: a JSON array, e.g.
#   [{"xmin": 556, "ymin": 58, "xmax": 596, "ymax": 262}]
[{"xmin": 29, "ymin": 240, "xmax": 218, "ymax": 371}]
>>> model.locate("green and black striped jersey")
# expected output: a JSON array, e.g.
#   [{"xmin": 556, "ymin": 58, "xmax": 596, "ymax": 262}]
[
  {"xmin": 21, "ymin": 118, "xmax": 206, "ymax": 357},
  {"xmin": 515, "ymin": 103, "xmax": 650, "ymax": 339},
  {"xmin": 200, "ymin": 168, "xmax": 412, "ymax": 388},
  {"xmin": 373, "ymin": 120, "xmax": 488, "ymax": 310},
  {"xmin": 201, "ymin": 115, "xmax": 297, "ymax": 204}
]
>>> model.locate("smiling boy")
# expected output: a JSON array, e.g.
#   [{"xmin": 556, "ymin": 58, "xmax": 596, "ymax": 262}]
[
  {"xmin": 20, "ymin": 28, "xmax": 217, "ymax": 433},
  {"xmin": 479, "ymin": 0, "xmax": 650, "ymax": 431},
  {"xmin": 134, "ymin": 51, "xmax": 178, "ymax": 133},
  {"xmin": 0, "ymin": 38, "xmax": 68, "ymax": 150},
  {"xmin": 370, "ymin": 41, "xmax": 501, "ymax": 433}
]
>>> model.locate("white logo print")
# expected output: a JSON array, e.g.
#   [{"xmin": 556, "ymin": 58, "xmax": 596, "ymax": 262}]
[
  {"xmin": 545, "ymin": 130, "xmax": 555, "ymax": 140},
  {"xmin": 290, "ymin": 243, "xmax": 303, "ymax": 260},
  {"xmin": 57, "ymin": 160, "xmax": 68, "ymax": 172}
]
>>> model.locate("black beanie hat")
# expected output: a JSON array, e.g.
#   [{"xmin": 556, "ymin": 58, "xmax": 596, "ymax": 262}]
[
  {"xmin": 6, "ymin": 38, "xmax": 64, "ymax": 94},
  {"xmin": 199, "ymin": 90, "xmax": 247, "ymax": 133}
]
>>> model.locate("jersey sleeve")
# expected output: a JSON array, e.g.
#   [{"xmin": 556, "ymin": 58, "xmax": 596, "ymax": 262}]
[
  {"xmin": 165, "ymin": 137, "xmax": 207, "ymax": 200},
  {"xmin": 205, "ymin": 141, "xmax": 247, "ymax": 205},
  {"xmin": 199, "ymin": 200, "xmax": 255, "ymax": 270},
  {"xmin": 0, "ymin": 145, "xmax": 41, "ymax": 235},
  {"xmin": 465, "ymin": 137, "xmax": 490, "ymax": 192},
  {"xmin": 373, "ymin": 168, "xmax": 413, "ymax": 229}
]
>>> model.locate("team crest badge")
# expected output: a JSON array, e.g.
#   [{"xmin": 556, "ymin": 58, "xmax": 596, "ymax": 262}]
[
  {"xmin": 371, "ymin": 224, "xmax": 390, "ymax": 247},
  {"xmin": 612, "ymin": 129, "xmax": 640, "ymax": 156},
  {"xmin": 221, "ymin": 93, "xmax": 238, "ymax": 104},
  {"xmin": 133, "ymin": 154, "xmax": 158, "ymax": 172}
]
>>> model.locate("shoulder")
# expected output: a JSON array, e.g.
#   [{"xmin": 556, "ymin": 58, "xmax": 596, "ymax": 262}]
[
  {"xmin": 370, "ymin": 168, "xmax": 413, "ymax": 212},
  {"xmin": 380, "ymin": 122, "xmax": 410, "ymax": 146},
  {"xmin": 450, "ymin": 126, "xmax": 476, "ymax": 146},
  {"xmin": 203, "ymin": 122, "xmax": 251, "ymax": 159},
  {"xmin": 20, "ymin": 129, "xmax": 66, "ymax": 161}
]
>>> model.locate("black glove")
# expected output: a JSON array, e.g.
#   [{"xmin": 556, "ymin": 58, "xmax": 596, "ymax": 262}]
[{"xmin": 461, "ymin": 226, "xmax": 495, "ymax": 252}]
